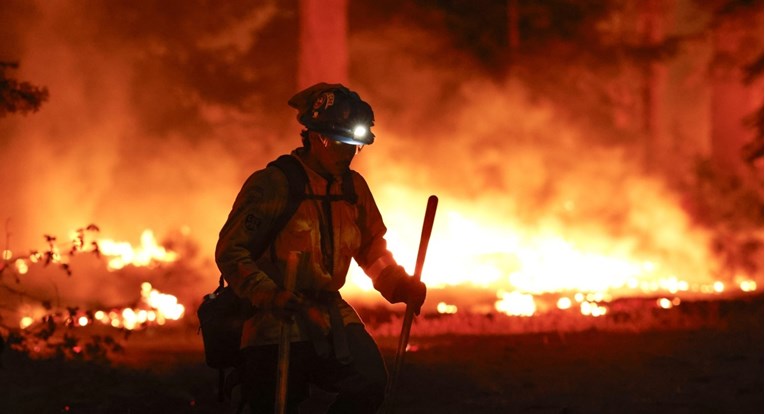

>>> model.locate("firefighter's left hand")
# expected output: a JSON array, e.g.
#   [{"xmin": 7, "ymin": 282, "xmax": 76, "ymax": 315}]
[{"xmin": 393, "ymin": 276, "xmax": 427, "ymax": 315}]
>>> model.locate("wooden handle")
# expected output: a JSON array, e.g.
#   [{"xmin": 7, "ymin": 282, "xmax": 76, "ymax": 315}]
[
  {"xmin": 275, "ymin": 251, "xmax": 300, "ymax": 414},
  {"xmin": 385, "ymin": 195, "xmax": 439, "ymax": 412}
]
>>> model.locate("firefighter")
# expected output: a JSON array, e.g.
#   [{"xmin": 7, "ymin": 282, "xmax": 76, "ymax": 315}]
[{"xmin": 215, "ymin": 82, "xmax": 427, "ymax": 413}]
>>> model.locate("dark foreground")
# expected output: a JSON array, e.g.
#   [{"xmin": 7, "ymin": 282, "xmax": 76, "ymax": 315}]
[{"xmin": 1, "ymin": 297, "xmax": 762, "ymax": 414}]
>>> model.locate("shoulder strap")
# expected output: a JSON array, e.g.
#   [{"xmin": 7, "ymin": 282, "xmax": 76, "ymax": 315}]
[
  {"xmin": 217, "ymin": 155, "xmax": 308, "ymax": 289},
  {"xmin": 341, "ymin": 170, "xmax": 358, "ymax": 204},
  {"xmin": 268, "ymin": 154, "xmax": 309, "ymax": 230}
]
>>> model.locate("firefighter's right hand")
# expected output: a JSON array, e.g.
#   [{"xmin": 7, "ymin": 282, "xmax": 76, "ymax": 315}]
[
  {"xmin": 271, "ymin": 288, "xmax": 302, "ymax": 320},
  {"xmin": 253, "ymin": 279, "xmax": 302, "ymax": 321},
  {"xmin": 391, "ymin": 273, "xmax": 427, "ymax": 315}
]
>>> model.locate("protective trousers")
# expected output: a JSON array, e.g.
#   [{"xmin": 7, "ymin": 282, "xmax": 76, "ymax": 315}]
[{"xmin": 241, "ymin": 323, "xmax": 387, "ymax": 414}]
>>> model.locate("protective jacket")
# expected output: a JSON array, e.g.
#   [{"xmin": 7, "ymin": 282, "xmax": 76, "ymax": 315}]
[{"xmin": 215, "ymin": 149, "xmax": 406, "ymax": 349}]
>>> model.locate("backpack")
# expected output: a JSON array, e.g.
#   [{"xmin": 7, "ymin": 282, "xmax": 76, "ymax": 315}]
[{"xmin": 196, "ymin": 154, "xmax": 357, "ymax": 400}]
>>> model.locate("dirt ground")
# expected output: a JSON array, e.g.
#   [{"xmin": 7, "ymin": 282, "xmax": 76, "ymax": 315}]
[{"xmin": 0, "ymin": 296, "xmax": 762, "ymax": 414}]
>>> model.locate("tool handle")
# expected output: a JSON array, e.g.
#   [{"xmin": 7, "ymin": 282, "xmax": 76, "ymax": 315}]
[
  {"xmin": 385, "ymin": 195, "xmax": 438, "ymax": 412},
  {"xmin": 275, "ymin": 251, "xmax": 300, "ymax": 414},
  {"xmin": 413, "ymin": 195, "xmax": 438, "ymax": 281}
]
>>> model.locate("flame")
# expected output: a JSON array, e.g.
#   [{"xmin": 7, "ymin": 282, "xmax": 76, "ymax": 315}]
[
  {"xmin": 141, "ymin": 282, "xmax": 185, "ymax": 321},
  {"xmin": 740, "ymin": 280, "xmax": 758, "ymax": 292},
  {"xmin": 15, "ymin": 258, "xmax": 29, "ymax": 274},
  {"xmin": 495, "ymin": 291, "xmax": 536, "ymax": 317},
  {"xmin": 436, "ymin": 302, "xmax": 458, "ymax": 314},
  {"xmin": 6, "ymin": 215, "xmax": 758, "ymax": 331},
  {"xmin": 657, "ymin": 297, "xmax": 681, "ymax": 309},
  {"xmin": 345, "ymin": 186, "xmax": 761, "ymax": 318},
  {"xmin": 6, "ymin": 229, "xmax": 179, "ymax": 275},
  {"xmin": 19, "ymin": 316, "xmax": 34, "ymax": 329},
  {"xmin": 580, "ymin": 301, "xmax": 608, "ymax": 317},
  {"xmin": 19, "ymin": 282, "xmax": 184, "ymax": 332},
  {"xmin": 97, "ymin": 229, "xmax": 178, "ymax": 270},
  {"xmin": 8, "ymin": 228, "xmax": 186, "ymax": 335}
]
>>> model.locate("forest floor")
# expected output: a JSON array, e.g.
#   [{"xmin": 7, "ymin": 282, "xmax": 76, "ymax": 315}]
[{"xmin": 0, "ymin": 295, "xmax": 762, "ymax": 414}]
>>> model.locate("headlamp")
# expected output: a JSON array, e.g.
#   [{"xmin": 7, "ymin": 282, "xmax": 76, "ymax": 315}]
[{"xmin": 353, "ymin": 125, "xmax": 368, "ymax": 139}]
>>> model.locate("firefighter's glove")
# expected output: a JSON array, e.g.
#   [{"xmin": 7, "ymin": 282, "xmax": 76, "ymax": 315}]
[
  {"xmin": 272, "ymin": 289, "xmax": 303, "ymax": 322},
  {"xmin": 392, "ymin": 275, "xmax": 427, "ymax": 315},
  {"xmin": 254, "ymin": 279, "xmax": 302, "ymax": 322}
]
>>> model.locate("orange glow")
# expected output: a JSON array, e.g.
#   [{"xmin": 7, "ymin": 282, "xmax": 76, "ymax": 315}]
[
  {"xmin": 436, "ymin": 302, "xmax": 458, "ymax": 314},
  {"xmin": 557, "ymin": 297, "xmax": 573, "ymax": 310},
  {"xmin": 20, "ymin": 316, "xmax": 34, "ymax": 329},
  {"xmin": 141, "ymin": 282, "xmax": 185, "ymax": 321},
  {"xmin": 740, "ymin": 280, "xmax": 757, "ymax": 292},
  {"xmin": 495, "ymin": 291, "xmax": 536, "ymax": 317},
  {"xmin": 97, "ymin": 229, "xmax": 178, "ymax": 270},
  {"xmin": 657, "ymin": 297, "xmax": 682, "ymax": 309},
  {"xmin": 0, "ymin": 1, "xmax": 760, "ymax": 346},
  {"xmin": 18, "ymin": 282, "xmax": 184, "ymax": 331},
  {"xmin": 657, "ymin": 298, "xmax": 673, "ymax": 309},
  {"xmin": 15, "ymin": 258, "xmax": 29, "ymax": 274},
  {"xmin": 580, "ymin": 301, "xmax": 607, "ymax": 317},
  {"xmin": 9, "ymin": 229, "xmax": 179, "ymax": 277},
  {"xmin": 343, "ymin": 182, "xmax": 761, "ymax": 317}
]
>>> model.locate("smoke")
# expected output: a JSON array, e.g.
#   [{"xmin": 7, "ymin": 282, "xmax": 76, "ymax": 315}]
[
  {"xmin": 0, "ymin": 0, "xmax": 295, "ymax": 261},
  {"xmin": 349, "ymin": 21, "xmax": 724, "ymax": 289},
  {"xmin": 0, "ymin": 0, "xmax": 747, "ymax": 310}
]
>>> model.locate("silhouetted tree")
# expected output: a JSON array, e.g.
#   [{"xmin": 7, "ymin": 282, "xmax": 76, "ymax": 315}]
[{"xmin": 0, "ymin": 61, "xmax": 49, "ymax": 117}]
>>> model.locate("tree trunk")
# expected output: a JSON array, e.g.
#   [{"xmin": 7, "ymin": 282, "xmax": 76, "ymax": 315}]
[
  {"xmin": 297, "ymin": 0, "xmax": 348, "ymax": 89},
  {"xmin": 507, "ymin": 0, "xmax": 520, "ymax": 60},
  {"xmin": 710, "ymin": 18, "xmax": 763, "ymax": 177},
  {"xmin": 639, "ymin": 0, "xmax": 668, "ymax": 173}
]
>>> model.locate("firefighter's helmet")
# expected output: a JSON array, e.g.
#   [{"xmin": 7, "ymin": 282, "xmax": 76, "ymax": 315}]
[{"xmin": 288, "ymin": 83, "xmax": 375, "ymax": 146}]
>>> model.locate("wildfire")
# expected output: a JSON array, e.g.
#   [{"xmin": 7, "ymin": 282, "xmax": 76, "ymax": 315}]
[
  {"xmin": 7, "ymin": 228, "xmax": 179, "ymax": 275},
  {"xmin": 3, "ymin": 229, "xmax": 185, "ymax": 332},
  {"xmin": 19, "ymin": 282, "xmax": 184, "ymax": 331},
  {"xmin": 345, "ymin": 188, "xmax": 761, "ymax": 319},
  {"xmin": 4, "ymin": 208, "xmax": 759, "ymax": 331}
]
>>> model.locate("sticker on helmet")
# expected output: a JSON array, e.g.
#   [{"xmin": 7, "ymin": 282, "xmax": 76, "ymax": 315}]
[{"xmin": 313, "ymin": 94, "xmax": 326, "ymax": 110}]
